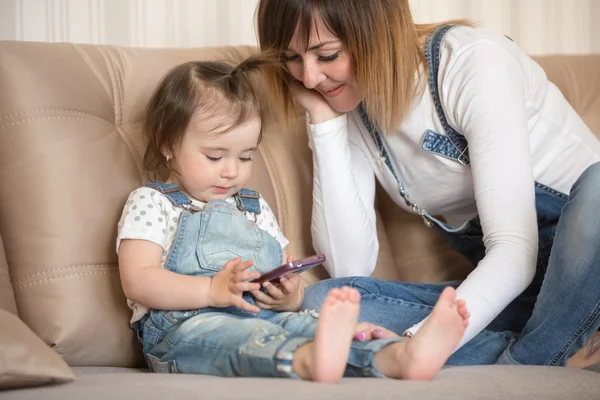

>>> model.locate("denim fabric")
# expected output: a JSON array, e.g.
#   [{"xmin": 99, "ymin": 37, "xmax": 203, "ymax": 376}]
[
  {"xmin": 347, "ymin": 23, "xmax": 600, "ymax": 367},
  {"xmin": 165, "ymin": 200, "xmax": 283, "ymax": 277},
  {"xmin": 302, "ymin": 163, "xmax": 600, "ymax": 367},
  {"xmin": 135, "ymin": 182, "xmax": 405, "ymax": 378}
]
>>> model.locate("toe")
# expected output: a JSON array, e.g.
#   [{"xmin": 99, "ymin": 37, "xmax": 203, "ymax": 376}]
[{"xmin": 439, "ymin": 286, "xmax": 457, "ymax": 303}]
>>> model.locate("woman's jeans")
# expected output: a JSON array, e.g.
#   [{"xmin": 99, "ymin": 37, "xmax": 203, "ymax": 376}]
[{"xmin": 302, "ymin": 162, "xmax": 600, "ymax": 366}]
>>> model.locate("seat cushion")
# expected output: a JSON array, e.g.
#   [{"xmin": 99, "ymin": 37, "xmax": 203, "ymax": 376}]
[
  {"xmin": 0, "ymin": 366, "xmax": 598, "ymax": 400},
  {"xmin": 0, "ymin": 308, "xmax": 75, "ymax": 390}
]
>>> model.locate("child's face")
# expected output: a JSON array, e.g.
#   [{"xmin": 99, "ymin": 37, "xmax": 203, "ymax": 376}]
[{"xmin": 167, "ymin": 114, "xmax": 261, "ymax": 203}]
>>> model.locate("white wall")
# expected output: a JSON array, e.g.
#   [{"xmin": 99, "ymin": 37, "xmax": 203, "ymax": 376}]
[{"xmin": 0, "ymin": 0, "xmax": 598, "ymax": 55}]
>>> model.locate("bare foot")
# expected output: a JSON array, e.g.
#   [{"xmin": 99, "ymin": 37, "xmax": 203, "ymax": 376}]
[
  {"xmin": 567, "ymin": 331, "xmax": 600, "ymax": 369},
  {"xmin": 374, "ymin": 286, "xmax": 469, "ymax": 380},
  {"xmin": 292, "ymin": 287, "xmax": 361, "ymax": 383}
]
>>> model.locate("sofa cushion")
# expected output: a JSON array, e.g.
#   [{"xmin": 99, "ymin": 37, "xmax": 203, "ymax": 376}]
[
  {"xmin": 1, "ymin": 366, "xmax": 599, "ymax": 400},
  {"xmin": 0, "ymin": 41, "xmax": 316, "ymax": 368},
  {"xmin": 0, "ymin": 234, "xmax": 17, "ymax": 316},
  {"xmin": 1, "ymin": 40, "xmax": 599, "ymax": 370},
  {"xmin": 0, "ymin": 308, "xmax": 75, "ymax": 390},
  {"xmin": 535, "ymin": 55, "xmax": 600, "ymax": 137}
]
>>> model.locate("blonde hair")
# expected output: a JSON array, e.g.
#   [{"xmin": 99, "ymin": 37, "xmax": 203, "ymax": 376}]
[{"xmin": 256, "ymin": 0, "xmax": 475, "ymax": 133}]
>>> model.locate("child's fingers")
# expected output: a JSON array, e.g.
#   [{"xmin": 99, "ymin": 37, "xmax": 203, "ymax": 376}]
[
  {"xmin": 231, "ymin": 296, "xmax": 260, "ymax": 314},
  {"xmin": 250, "ymin": 289, "xmax": 274, "ymax": 306},
  {"xmin": 231, "ymin": 281, "xmax": 260, "ymax": 294},
  {"xmin": 286, "ymin": 255, "xmax": 295, "ymax": 263},
  {"xmin": 222, "ymin": 256, "xmax": 242, "ymax": 271},
  {"xmin": 232, "ymin": 270, "xmax": 261, "ymax": 283},
  {"xmin": 277, "ymin": 276, "xmax": 296, "ymax": 293},
  {"xmin": 253, "ymin": 298, "xmax": 273, "ymax": 310},
  {"xmin": 262, "ymin": 282, "xmax": 284, "ymax": 299},
  {"xmin": 233, "ymin": 259, "xmax": 255, "ymax": 273}
]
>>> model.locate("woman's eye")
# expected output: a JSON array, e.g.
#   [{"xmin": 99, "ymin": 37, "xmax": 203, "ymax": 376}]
[
  {"xmin": 281, "ymin": 54, "xmax": 298, "ymax": 62},
  {"xmin": 318, "ymin": 52, "xmax": 340, "ymax": 62},
  {"xmin": 205, "ymin": 155, "xmax": 221, "ymax": 162},
  {"xmin": 239, "ymin": 157, "xmax": 253, "ymax": 163}
]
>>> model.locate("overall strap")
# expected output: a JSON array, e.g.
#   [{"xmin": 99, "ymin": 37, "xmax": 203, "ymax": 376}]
[
  {"xmin": 424, "ymin": 24, "xmax": 470, "ymax": 166},
  {"xmin": 143, "ymin": 181, "xmax": 191, "ymax": 207},
  {"xmin": 234, "ymin": 188, "xmax": 262, "ymax": 214}
]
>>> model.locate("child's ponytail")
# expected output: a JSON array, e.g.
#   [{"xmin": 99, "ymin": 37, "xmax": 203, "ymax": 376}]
[{"xmin": 142, "ymin": 50, "xmax": 284, "ymax": 177}]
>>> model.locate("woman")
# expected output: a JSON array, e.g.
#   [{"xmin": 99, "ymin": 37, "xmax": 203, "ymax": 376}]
[{"xmin": 255, "ymin": 0, "xmax": 600, "ymax": 367}]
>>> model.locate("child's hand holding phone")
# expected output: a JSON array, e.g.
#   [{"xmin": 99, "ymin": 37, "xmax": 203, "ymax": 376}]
[
  {"xmin": 208, "ymin": 257, "xmax": 262, "ymax": 314},
  {"xmin": 250, "ymin": 255, "xmax": 305, "ymax": 312}
]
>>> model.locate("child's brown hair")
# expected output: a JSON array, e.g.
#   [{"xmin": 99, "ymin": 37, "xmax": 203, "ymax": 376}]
[{"xmin": 143, "ymin": 52, "xmax": 281, "ymax": 175}]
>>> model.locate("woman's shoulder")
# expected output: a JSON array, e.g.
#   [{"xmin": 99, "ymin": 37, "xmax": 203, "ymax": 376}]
[
  {"xmin": 441, "ymin": 25, "xmax": 512, "ymax": 51},
  {"xmin": 436, "ymin": 24, "xmax": 539, "ymax": 80}
]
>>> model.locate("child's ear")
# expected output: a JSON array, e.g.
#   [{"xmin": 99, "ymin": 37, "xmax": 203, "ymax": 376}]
[{"xmin": 160, "ymin": 146, "xmax": 171, "ymax": 161}]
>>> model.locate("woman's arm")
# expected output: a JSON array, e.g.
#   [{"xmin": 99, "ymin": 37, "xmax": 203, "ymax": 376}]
[
  {"xmin": 408, "ymin": 39, "xmax": 539, "ymax": 348},
  {"xmin": 308, "ymin": 115, "xmax": 379, "ymax": 277}
]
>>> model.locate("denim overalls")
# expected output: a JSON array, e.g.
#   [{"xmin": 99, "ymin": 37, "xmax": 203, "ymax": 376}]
[
  {"xmin": 303, "ymin": 24, "xmax": 600, "ymax": 367},
  {"xmin": 134, "ymin": 182, "xmax": 403, "ymax": 377}
]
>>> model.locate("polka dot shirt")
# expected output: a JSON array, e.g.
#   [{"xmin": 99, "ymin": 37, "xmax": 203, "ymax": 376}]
[{"xmin": 116, "ymin": 186, "xmax": 289, "ymax": 323}]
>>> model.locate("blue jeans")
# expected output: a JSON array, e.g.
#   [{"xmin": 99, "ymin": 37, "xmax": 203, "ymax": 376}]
[
  {"xmin": 302, "ymin": 162, "xmax": 600, "ymax": 366},
  {"xmin": 135, "ymin": 183, "xmax": 405, "ymax": 378},
  {"xmin": 138, "ymin": 297, "xmax": 403, "ymax": 377}
]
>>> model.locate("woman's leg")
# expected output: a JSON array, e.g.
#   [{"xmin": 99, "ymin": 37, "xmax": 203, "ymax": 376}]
[
  {"xmin": 302, "ymin": 277, "xmax": 514, "ymax": 365},
  {"xmin": 497, "ymin": 163, "xmax": 600, "ymax": 366},
  {"xmin": 301, "ymin": 277, "xmax": 452, "ymax": 329}
]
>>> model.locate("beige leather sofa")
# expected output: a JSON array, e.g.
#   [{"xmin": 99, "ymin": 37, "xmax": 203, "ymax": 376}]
[{"xmin": 0, "ymin": 40, "xmax": 599, "ymax": 399}]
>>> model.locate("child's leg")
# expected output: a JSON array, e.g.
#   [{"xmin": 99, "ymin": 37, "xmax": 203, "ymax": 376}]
[
  {"xmin": 291, "ymin": 287, "xmax": 361, "ymax": 383},
  {"xmin": 144, "ymin": 312, "xmax": 316, "ymax": 378},
  {"xmin": 372, "ymin": 286, "xmax": 469, "ymax": 380}
]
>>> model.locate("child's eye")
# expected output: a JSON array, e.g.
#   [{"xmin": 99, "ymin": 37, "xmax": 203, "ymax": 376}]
[
  {"xmin": 205, "ymin": 155, "xmax": 221, "ymax": 162},
  {"xmin": 239, "ymin": 157, "xmax": 253, "ymax": 163},
  {"xmin": 318, "ymin": 52, "xmax": 340, "ymax": 62}
]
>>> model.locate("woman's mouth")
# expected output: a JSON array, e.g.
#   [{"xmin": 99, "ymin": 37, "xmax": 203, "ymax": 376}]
[{"xmin": 321, "ymin": 84, "xmax": 345, "ymax": 97}]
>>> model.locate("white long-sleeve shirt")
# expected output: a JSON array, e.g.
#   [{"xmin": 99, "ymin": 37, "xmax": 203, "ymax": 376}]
[{"xmin": 308, "ymin": 26, "xmax": 600, "ymax": 348}]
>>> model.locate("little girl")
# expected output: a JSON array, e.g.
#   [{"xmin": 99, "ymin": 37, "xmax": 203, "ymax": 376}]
[{"xmin": 116, "ymin": 55, "xmax": 470, "ymax": 382}]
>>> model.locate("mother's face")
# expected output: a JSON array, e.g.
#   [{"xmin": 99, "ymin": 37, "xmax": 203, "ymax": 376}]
[{"xmin": 282, "ymin": 17, "xmax": 362, "ymax": 113}]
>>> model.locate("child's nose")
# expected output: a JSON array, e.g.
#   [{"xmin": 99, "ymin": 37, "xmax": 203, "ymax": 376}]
[{"xmin": 221, "ymin": 159, "xmax": 238, "ymax": 179}]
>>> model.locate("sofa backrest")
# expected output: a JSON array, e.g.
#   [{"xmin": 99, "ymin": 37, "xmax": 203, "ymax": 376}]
[{"xmin": 0, "ymin": 41, "xmax": 599, "ymax": 367}]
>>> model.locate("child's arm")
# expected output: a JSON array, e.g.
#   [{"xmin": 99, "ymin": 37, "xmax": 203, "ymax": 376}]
[{"xmin": 118, "ymin": 239, "xmax": 261, "ymax": 312}]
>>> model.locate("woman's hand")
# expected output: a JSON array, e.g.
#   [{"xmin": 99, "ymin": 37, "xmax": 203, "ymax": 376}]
[
  {"xmin": 208, "ymin": 257, "xmax": 261, "ymax": 314},
  {"xmin": 289, "ymin": 80, "xmax": 342, "ymax": 124},
  {"xmin": 251, "ymin": 255, "xmax": 305, "ymax": 312}
]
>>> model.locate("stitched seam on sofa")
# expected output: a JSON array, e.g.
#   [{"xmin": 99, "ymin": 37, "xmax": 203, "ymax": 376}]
[
  {"xmin": 0, "ymin": 116, "xmax": 113, "ymax": 130},
  {"xmin": 13, "ymin": 270, "xmax": 118, "ymax": 292},
  {"xmin": 115, "ymin": 124, "xmax": 145, "ymax": 182},
  {"xmin": 95, "ymin": 47, "xmax": 146, "ymax": 185},
  {"xmin": 0, "ymin": 109, "xmax": 112, "ymax": 124},
  {"xmin": 72, "ymin": 44, "xmax": 117, "ymax": 124},
  {"xmin": 0, "ymin": 270, "xmax": 10, "ymax": 282},
  {"xmin": 97, "ymin": 46, "xmax": 122, "ymax": 126},
  {"xmin": 257, "ymin": 146, "xmax": 288, "ymax": 235},
  {"xmin": 11, "ymin": 264, "xmax": 118, "ymax": 285}
]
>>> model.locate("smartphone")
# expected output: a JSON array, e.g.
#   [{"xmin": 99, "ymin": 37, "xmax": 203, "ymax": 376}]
[{"xmin": 251, "ymin": 254, "xmax": 326, "ymax": 284}]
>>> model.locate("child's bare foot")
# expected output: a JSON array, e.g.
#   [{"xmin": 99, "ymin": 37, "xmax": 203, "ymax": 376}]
[
  {"xmin": 292, "ymin": 287, "xmax": 361, "ymax": 383},
  {"xmin": 374, "ymin": 286, "xmax": 469, "ymax": 380}
]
